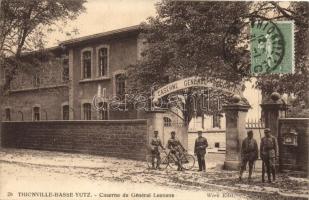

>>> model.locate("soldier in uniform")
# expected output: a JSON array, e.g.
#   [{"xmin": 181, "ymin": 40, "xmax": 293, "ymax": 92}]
[
  {"xmin": 239, "ymin": 130, "xmax": 258, "ymax": 181},
  {"xmin": 260, "ymin": 128, "xmax": 278, "ymax": 183},
  {"xmin": 167, "ymin": 131, "xmax": 186, "ymax": 171},
  {"xmin": 150, "ymin": 131, "xmax": 165, "ymax": 169},
  {"xmin": 194, "ymin": 129, "xmax": 208, "ymax": 172}
]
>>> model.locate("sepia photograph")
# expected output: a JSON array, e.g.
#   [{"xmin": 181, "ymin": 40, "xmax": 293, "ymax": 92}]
[{"xmin": 0, "ymin": 0, "xmax": 308, "ymax": 200}]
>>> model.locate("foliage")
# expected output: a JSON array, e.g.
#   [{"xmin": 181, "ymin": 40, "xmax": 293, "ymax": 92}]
[
  {"xmin": 127, "ymin": 1, "xmax": 309, "ymax": 122},
  {"xmin": 0, "ymin": 0, "xmax": 86, "ymax": 91},
  {"xmin": 127, "ymin": 1, "xmax": 251, "ymax": 123}
]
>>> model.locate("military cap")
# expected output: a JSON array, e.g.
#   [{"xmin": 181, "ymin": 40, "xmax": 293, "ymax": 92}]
[{"xmin": 264, "ymin": 128, "xmax": 271, "ymax": 133}]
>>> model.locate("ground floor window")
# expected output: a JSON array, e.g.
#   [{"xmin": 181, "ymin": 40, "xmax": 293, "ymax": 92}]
[
  {"xmin": 83, "ymin": 103, "xmax": 92, "ymax": 120},
  {"xmin": 98, "ymin": 102, "xmax": 108, "ymax": 120},
  {"xmin": 164, "ymin": 117, "xmax": 172, "ymax": 127},
  {"xmin": 63, "ymin": 105, "xmax": 69, "ymax": 120},
  {"xmin": 5, "ymin": 108, "xmax": 11, "ymax": 121},
  {"xmin": 33, "ymin": 107, "xmax": 40, "ymax": 121}
]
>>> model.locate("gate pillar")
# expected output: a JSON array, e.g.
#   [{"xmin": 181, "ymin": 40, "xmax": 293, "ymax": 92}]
[
  {"xmin": 223, "ymin": 95, "xmax": 250, "ymax": 170},
  {"xmin": 260, "ymin": 92, "xmax": 286, "ymax": 138}
]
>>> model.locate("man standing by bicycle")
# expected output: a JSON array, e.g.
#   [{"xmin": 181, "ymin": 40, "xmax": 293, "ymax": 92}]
[
  {"xmin": 150, "ymin": 131, "xmax": 165, "ymax": 169},
  {"xmin": 194, "ymin": 129, "xmax": 208, "ymax": 172},
  {"xmin": 167, "ymin": 131, "xmax": 186, "ymax": 171}
]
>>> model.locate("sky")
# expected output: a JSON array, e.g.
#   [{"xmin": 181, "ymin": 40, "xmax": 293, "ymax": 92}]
[{"xmin": 48, "ymin": 0, "xmax": 159, "ymax": 47}]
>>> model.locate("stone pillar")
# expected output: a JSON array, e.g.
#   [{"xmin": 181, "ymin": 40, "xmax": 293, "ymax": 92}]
[
  {"xmin": 223, "ymin": 95, "xmax": 250, "ymax": 170},
  {"xmin": 260, "ymin": 92, "xmax": 285, "ymax": 138}
]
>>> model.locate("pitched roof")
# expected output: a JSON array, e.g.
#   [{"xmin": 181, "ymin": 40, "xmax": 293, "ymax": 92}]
[{"xmin": 60, "ymin": 25, "xmax": 141, "ymax": 46}]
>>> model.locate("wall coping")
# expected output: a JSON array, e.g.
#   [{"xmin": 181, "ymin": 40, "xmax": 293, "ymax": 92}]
[
  {"xmin": 8, "ymin": 84, "xmax": 68, "ymax": 94},
  {"xmin": 279, "ymin": 118, "xmax": 309, "ymax": 121},
  {"xmin": 1, "ymin": 119, "xmax": 147, "ymax": 125}
]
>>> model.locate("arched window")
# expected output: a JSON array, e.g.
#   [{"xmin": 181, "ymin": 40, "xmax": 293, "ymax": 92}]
[
  {"xmin": 163, "ymin": 117, "xmax": 172, "ymax": 127},
  {"xmin": 33, "ymin": 107, "xmax": 40, "ymax": 121},
  {"xmin": 98, "ymin": 47, "xmax": 108, "ymax": 77},
  {"xmin": 5, "ymin": 108, "xmax": 11, "ymax": 121},
  {"xmin": 82, "ymin": 51, "xmax": 92, "ymax": 79},
  {"xmin": 62, "ymin": 105, "xmax": 69, "ymax": 120},
  {"xmin": 115, "ymin": 74, "xmax": 125, "ymax": 98},
  {"xmin": 83, "ymin": 103, "xmax": 91, "ymax": 120},
  {"xmin": 98, "ymin": 102, "xmax": 108, "ymax": 120}
]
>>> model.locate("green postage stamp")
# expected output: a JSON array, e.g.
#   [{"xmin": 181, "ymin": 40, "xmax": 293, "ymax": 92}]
[{"xmin": 251, "ymin": 20, "xmax": 294, "ymax": 74}]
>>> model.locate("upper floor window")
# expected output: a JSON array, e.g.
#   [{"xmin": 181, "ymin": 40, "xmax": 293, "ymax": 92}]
[
  {"xmin": 115, "ymin": 74, "xmax": 125, "ymax": 98},
  {"xmin": 5, "ymin": 108, "xmax": 11, "ymax": 121},
  {"xmin": 33, "ymin": 107, "xmax": 40, "ymax": 121},
  {"xmin": 62, "ymin": 54, "xmax": 69, "ymax": 82},
  {"xmin": 98, "ymin": 47, "xmax": 108, "ymax": 77},
  {"xmin": 98, "ymin": 102, "xmax": 108, "ymax": 120},
  {"xmin": 164, "ymin": 117, "xmax": 172, "ymax": 127},
  {"xmin": 82, "ymin": 51, "xmax": 92, "ymax": 79},
  {"xmin": 62, "ymin": 105, "xmax": 69, "ymax": 120},
  {"xmin": 213, "ymin": 114, "xmax": 221, "ymax": 128},
  {"xmin": 83, "ymin": 103, "xmax": 91, "ymax": 120}
]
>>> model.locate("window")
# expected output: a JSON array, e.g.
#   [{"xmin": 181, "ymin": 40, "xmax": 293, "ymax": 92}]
[
  {"xmin": 5, "ymin": 108, "xmax": 11, "ymax": 121},
  {"xmin": 98, "ymin": 102, "xmax": 108, "ymax": 120},
  {"xmin": 3, "ymin": 69, "xmax": 10, "ymax": 89},
  {"xmin": 213, "ymin": 114, "xmax": 221, "ymax": 128},
  {"xmin": 82, "ymin": 51, "xmax": 92, "ymax": 79},
  {"xmin": 33, "ymin": 107, "xmax": 40, "ymax": 121},
  {"xmin": 215, "ymin": 142, "xmax": 220, "ymax": 148},
  {"xmin": 115, "ymin": 74, "xmax": 125, "ymax": 98},
  {"xmin": 62, "ymin": 54, "xmax": 69, "ymax": 82},
  {"xmin": 63, "ymin": 105, "xmax": 69, "ymax": 120},
  {"xmin": 163, "ymin": 117, "xmax": 172, "ymax": 127},
  {"xmin": 98, "ymin": 47, "xmax": 108, "ymax": 77},
  {"xmin": 33, "ymin": 74, "xmax": 40, "ymax": 87},
  {"xmin": 83, "ymin": 103, "xmax": 91, "ymax": 120}
]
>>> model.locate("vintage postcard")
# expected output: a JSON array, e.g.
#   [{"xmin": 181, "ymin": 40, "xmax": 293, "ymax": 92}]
[{"xmin": 0, "ymin": 0, "xmax": 308, "ymax": 200}]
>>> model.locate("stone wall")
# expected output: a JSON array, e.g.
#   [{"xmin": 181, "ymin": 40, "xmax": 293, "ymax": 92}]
[
  {"xmin": 278, "ymin": 118, "xmax": 309, "ymax": 174},
  {"xmin": 1, "ymin": 120, "xmax": 148, "ymax": 160}
]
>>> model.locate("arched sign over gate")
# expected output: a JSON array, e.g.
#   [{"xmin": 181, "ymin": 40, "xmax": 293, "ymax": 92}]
[{"xmin": 152, "ymin": 76, "xmax": 242, "ymax": 102}]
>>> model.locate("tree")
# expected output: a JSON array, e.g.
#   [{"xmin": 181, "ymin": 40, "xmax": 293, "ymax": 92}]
[
  {"xmin": 127, "ymin": 1, "xmax": 252, "ymax": 124},
  {"xmin": 0, "ymin": 0, "xmax": 86, "ymax": 91},
  {"xmin": 127, "ymin": 1, "xmax": 309, "ymax": 124}
]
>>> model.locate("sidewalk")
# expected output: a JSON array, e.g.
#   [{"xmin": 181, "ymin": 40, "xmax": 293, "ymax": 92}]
[{"xmin": 0, "ymin": 148, "xmax": 308, "ymax": 199}]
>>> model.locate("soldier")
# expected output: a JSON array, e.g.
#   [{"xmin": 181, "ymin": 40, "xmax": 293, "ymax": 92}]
[
  {"xmin": 167, "ymin": 131, "xmax": 186, "ymax": 171},
  {"xmin": 150, "ymin": 131, "xmax": 165, "ymax": 169},
  {"xmin": 194, "ymin": 129, "xmax": 208, "ymax": 172},
  {"xmin": 260, "ymin": 128, "xmax": 278, "ymax": 183},
  {"xmin": 239, "ymin": 130, "xmax": 258, "ymax": 181}
]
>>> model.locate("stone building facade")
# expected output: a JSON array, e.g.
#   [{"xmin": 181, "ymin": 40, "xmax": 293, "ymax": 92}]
[
  {"xmin": 1, "ymin": 26, "xmax": 143, "ymax": 122},
  {"xmin": 0, "ymin": 26, "xmax": 187, "ymax": 147}
]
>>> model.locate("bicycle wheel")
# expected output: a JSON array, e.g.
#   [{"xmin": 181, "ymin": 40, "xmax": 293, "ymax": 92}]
[
  {"xmin": 169, "ymin": 154, "xmax": 181, "ymax": 170},
  {"xmin": 160, "ymin": 156, "xmax": 169, "ymax": 169},
  {"xmin": 180, "ymin": 154, "xmax": 195, "ymax": 170},
  {"xmin": 146, "ymin": 154, "xmax": 153, "ymax": 169}
]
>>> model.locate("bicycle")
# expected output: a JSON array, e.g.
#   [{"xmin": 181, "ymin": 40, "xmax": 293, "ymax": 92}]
[{"xmin": 146, "ymin": 149, "xmax": 195, "ymax": 170}]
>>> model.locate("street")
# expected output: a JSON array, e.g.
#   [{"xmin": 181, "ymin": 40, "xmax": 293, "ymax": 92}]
[{"xmin": 0, "ymin": 148, "xmax": 307, "ymax": 200}]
